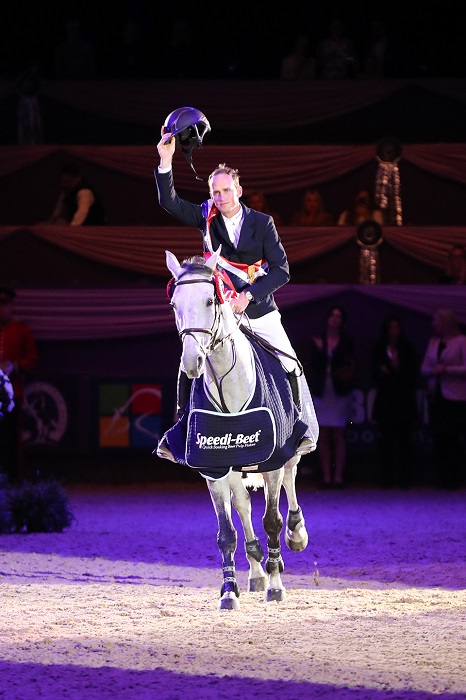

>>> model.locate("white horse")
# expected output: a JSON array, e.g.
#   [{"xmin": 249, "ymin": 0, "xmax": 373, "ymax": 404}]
[{"xmin": 159, "ymin": 248, "xmax": 318, "ymax": 610}]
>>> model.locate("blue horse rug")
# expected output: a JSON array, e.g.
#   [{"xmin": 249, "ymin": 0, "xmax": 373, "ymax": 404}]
[{"xmin": 160, "ymin": 336, "xmax": 318, "ymax": 480}]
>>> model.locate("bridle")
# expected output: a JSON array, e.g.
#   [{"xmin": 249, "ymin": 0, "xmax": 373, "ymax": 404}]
[
  {"xmin": 171, "ymin": 276, "xmax": 223, "ymax": 356},
  {"xmin": 170, "ymin": 269, "xmax": 244, "ymax": 412}
]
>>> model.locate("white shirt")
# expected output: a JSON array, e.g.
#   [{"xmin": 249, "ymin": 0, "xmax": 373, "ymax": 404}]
[
  {"xmin": 421, "ymin": 334, "xmax": 466, "ymax": 401},
  {"xmin": 222, "ymin": 209, "xmax": 244, "ymax": 248}
]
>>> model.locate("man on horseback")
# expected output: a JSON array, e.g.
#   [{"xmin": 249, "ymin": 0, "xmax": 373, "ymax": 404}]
[{"xmin": 155, "ymin": 127, "xmax": 313, "ymax": 457}]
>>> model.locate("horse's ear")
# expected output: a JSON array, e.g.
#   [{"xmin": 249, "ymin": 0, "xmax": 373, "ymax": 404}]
[
  {"xmin": 166, "ymin": 250, "xmax": 182, "ymax": 279},
  {"xmin": 204, "ymin": 246, "xmax": 221, "ymax": 272}
]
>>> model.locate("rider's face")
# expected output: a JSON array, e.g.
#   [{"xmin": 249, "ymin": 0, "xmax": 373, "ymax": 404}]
[{"xmin": 210, "ymin": 173, "xmax": 243, "ymax": 218}]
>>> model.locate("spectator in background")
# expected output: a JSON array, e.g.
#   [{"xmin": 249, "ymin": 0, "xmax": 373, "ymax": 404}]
[
  {"xmin": 45, "ymin": 163, "xmax": 107, "ymax": 226},
  {"xmin": 280, "ymin": 34, "xmax": 316, "ymax": 80},
  {"xmin": 16, "ymin": 63, "xmax": 43, "ymax": 144},
  {"xmin": 245, "ymin": 191, "xmax": 283, "ymax": 226},
  {"xmin": 317, "ymin": 17, "xmax": 358, "ymax": 80},
  {"xmin": 360, "ymin": 19, "xmax": 390, "ymax": 79},
  {"xmin": 112, "ymin": 18, "xmax": 153, "ymax": 79},
  {"xmin": 305, "ymin": 306, "xmax": 356, "ymax": 488},
  {"xmin": 371, "ymin": 315, "xmax": 419, "ymax": 488},
  {"xmin": 337, "ymin": 188, "xmax": 384, "ymax": 226},
  {"xmin": 54, "ymin": 17, "xmax": 97, "ymax": 79},
  {"xmin": 439, "ymin": 244, "xmax": 466, "ymax": 285},
  {"xmin": 0, "ymin": 288, "xmax": 38, "ymax": 484},
  {"xmin": 421, "ymin": 307, "xmax": 466, "ymax": 490},
  {"xmin": 291, "ymin": 189, "xmax": 334, "ymax": 226}
]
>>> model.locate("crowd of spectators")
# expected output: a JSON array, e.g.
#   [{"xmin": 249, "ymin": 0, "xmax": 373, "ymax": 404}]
[{"xmin": 2, "ymin": 4, "xmax": 465, "ymax": 82}]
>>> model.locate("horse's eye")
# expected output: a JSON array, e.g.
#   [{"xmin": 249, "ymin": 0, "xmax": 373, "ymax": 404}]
[{"xmin": 207, "ymin": 298, "xmax": 214, "ymax": 307}]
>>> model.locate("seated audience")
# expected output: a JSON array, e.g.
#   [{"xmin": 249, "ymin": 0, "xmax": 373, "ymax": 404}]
[
  {"xmin": 439, "ymin": 244, "xmax": 466, "ymax": 285},
  {"xmin": 280, "ymin": 34, "xmax": 316, "ymax": 80},
  {"xmin": 337, "ymin": 188, "xmax": 384, "ymax": 226},
  {"xmin": 46, "ymin": 163, "xmax": 107, "ymax": 226},
  {"xmin": 291, "ymin": 190, "xmax": 334, "ymax": 226},
  {"xmin": 316, "ymin": 17, "xmax": 358, "ymax": 80},
  {"xmin": 245, "ymin": 191, "xmax": 283, "ymax": 226}
]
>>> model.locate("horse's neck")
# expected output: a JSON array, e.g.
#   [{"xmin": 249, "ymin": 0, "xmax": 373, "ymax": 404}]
[{"xmin": 204, "ymin": 317, "xmax": 255, "ymax": 413}]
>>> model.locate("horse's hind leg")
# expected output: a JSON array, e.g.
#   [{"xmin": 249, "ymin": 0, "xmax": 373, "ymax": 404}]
[
  {"xmin": 262, "ymin": 468, "xmax": 286, "ymax": 602},
  {"xmin": 283, "ymin": 455, "xmax": 309, "ymax": 552},
  {"xmin": 207, "ymin": 475, "xmax": 240, "ymax": 610},
  {"xmin": 229, "ymin": 472, "xmax": 268, "ymax": 592}
]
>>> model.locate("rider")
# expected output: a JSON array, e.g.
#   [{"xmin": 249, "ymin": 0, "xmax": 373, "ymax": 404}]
[{"xmin": 155, "ymin": 129, "xmax": 314, "ymax": 457}]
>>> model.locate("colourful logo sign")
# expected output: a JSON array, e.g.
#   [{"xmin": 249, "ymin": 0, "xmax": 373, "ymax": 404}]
[{"xmin": 98, "ymin": 382, "xmax": 162, "ymax": 448}]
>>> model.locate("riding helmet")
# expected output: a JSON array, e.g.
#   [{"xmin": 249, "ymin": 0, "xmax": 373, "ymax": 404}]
[{"xmin": 162, "ymin": 106, "xmax": 211, "ymax": 155}]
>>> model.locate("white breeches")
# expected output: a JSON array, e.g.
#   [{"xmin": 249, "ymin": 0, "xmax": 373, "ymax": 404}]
[{"xmin": 244, "ymin": 310, "xmax": 299, "ymax": 374}]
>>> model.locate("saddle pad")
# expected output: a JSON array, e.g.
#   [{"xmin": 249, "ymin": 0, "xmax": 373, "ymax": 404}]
[{"xmin": 186, "ymin": 407, "xmax": 276, "ymax": 469}]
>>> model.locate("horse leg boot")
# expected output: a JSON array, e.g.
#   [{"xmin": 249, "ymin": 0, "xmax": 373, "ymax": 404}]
[
  {"xmin": 229, "ymin": 472, "xmax": 268, "ymax": 592},
  {"xmin": 283, "ymin": 456, "xmax": 309, "ymax": 552},
  {"xmin": 156, "ymin": 368, "xmax": 192, "ymax": 462},
  {"xmin": 207, "ymin": 476, "xmax": 240, "ymax": 610},
  {"xmin": 287, "ymin": 371, "xmax": 315, "ymax": 456},
  {"xmin": 262, "ymin": 468, "xmax": 286, "ymax": 602}
]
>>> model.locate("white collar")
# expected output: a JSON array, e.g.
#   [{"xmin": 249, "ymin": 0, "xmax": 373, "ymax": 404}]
[{"xmin": 222, "ymin": 206, "xmax": 243, "ymax": 227}]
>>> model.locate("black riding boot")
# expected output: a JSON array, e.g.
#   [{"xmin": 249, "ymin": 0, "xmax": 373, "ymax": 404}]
[
  {"xmin": 286, "ymin": 371, "xmax": 315, "ymax": 456},
  {"xmin": 177, "ymin": 368, "xmax": 193, "ymax": 419},
  {"xmin": 286, "ymin": 371, "xmax": 302, "ymax": 414}
]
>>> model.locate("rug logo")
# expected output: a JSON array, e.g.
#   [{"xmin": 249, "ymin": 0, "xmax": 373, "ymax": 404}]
[{"xmin": 196, "ymin": 429, "xmax": 262, "ymax": 449}]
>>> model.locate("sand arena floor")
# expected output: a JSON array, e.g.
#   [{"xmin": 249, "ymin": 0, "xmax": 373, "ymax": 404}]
[{"xmin": 0, "ymin": 481, "xmax": 465, "ymax": 699}]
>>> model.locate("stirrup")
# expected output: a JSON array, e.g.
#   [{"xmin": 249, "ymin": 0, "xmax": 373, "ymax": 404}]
[
  {"xmin": 154, "ymin": 438, "xmax": 177, "ymax": 463},
  {"xmin": 295, "ymin": 437, "xmax": 316, "ymax": 456}
]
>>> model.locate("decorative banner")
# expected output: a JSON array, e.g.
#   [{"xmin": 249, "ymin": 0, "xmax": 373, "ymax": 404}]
[
  {"xmin": 97, "ymin": 381, "xmax": 163, "ymax": 449},
  {"xmin": 23, "ymin": 379, "xmax": 72, "ymax": 449}
]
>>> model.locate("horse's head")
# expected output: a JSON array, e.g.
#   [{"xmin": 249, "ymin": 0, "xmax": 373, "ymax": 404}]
[{"xmin": 166, "ymin": 248, "xmax": 229, "ymax": 379}]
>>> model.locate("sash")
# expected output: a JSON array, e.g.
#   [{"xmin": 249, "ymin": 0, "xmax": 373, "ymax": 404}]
[{"xmin": 202, "ymin": 199, "xmax": 267, "ymax": 288}]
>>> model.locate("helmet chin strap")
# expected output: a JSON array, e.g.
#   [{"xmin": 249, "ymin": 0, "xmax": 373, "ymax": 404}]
[{"xmin": 182, "ymin": 146, "xmax": 204, "ymax": 181}]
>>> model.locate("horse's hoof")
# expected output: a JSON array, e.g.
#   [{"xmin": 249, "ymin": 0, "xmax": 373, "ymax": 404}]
[
  {"xmin": 266, "ymin": 588, "xmax": 286, "ymax": 602},
  {"xmin": 248, "ymin": 576, "xmax": 268, "ymax": 592},
  {"xmin": 285, "ymin": 533, "xmax": 309, "ymax": 552},
  {"xmin": 285, "ymin": 526, "xmax": 309, "ymax": 552},
  {"xmin": 219, "ymin": 593, "xmax": 240, "ymax": 611}
]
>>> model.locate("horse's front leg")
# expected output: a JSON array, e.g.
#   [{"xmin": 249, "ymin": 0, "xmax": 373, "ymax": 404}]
[
  {"xmin": 229, "ymin": 472, "xmax": 268, "ymax": 592},
  {"xmin": 282, "ymin": 455, "xmax": 309, "ymax": 552},
  {"xmin": 207, "ymin": 475, "xmax": 240, "ymax": 610},
  {"xmin": 262, "ymin": 467, "xmax": 286, "ymax": 602}
]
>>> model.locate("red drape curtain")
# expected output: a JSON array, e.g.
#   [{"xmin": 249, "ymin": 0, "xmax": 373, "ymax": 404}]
[
  {"xmin": 2, "ymin": 224, "xmax": 465, "ymax": 274},
  {"xmin": 2, "ymin": 78, "xmax": 466, "ymax": 131},
  {"xmin": 1, "ymin": 143, "xmax": 466, "ymax": 192},
  {"xmin": 12, "ymin": 285, "xmax": 466, "ymax": 341}
]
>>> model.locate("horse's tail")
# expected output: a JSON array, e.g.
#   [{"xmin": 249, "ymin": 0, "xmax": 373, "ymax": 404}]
[{"xmin": 242, "ymin": 473, "xmax": 264, "ymax": 491}]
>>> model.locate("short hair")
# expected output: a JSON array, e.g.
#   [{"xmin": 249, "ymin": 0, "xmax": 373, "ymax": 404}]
[{"xmin": 208, "ymin": 163, "xmax": 240, "ymax": 190}]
